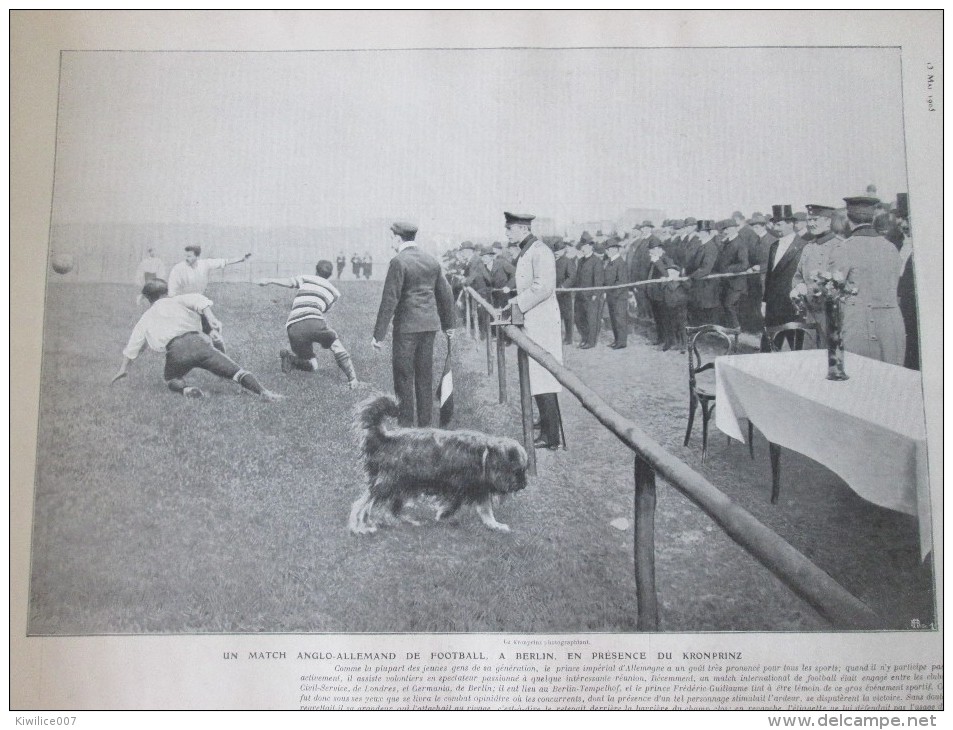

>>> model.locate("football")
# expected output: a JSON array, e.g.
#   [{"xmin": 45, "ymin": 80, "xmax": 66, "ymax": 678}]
[{"xmin": 51, "ymin": 253, "xmax": 74, "ymax": 275}]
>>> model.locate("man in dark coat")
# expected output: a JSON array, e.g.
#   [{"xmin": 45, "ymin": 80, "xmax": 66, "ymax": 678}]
[
  {"xmin": 715, "ymin": 218, "xmax": 750, "ymax": 329},
  {"xmin": 553, "ymin": 239, "xmax": 577, "ymax": 344},
  {"xmin": 640, "ymin": 226, "xmax": 667, "ymax": 344},
  {"xmin": 625, "ymin": 223, "xmax": 654, "ymax": 323},
  {"xmin": 489, "ymin": 241, "xmax": 517, "ymax": 309},
  {"xmin": 761, "ymin": 205, "xmax": 807, "ymax": 351},
  {"xmin": 746, "ymin": 212, "xmax": 777, "ymax": 326},
  {"xmin": 602, "ymin": 236, "xmax": 629, "ymax": 349},
  {"xmin": 684, "ymin": 221, "xmax": 721, "ymax": 325},
  {"xmin": 573, "ymin": 236, "xmax": 604, "ymax": 349},
  {"xmin": 372, "ymin": 222, "xmax": 456, "ymax": 427}
]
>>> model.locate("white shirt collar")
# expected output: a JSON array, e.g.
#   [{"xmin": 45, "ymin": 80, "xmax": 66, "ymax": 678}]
[{"xmin": 398, "ymin": 241, "xmax": 417, "ymax": 253}]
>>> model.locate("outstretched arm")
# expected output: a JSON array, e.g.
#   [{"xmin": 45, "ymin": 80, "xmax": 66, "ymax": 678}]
[
  {"xmin": 225, "ymin": 253, "xmax": 253, "ymax": 266},
  {"xmin": 111, "ymin": 356, "xmax": 135, "ymax": 383},
  {"xmin": 257, "ymin": 277, "xmax": 297, "ymax": 288}
]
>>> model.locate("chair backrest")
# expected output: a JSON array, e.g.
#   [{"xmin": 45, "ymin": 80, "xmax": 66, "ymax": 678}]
[
  {"xmin": 685, "ymin": 324, "xmax": 740, "ymax": 387},
  {"xmin": 764, "ymin": 321, "xmax": 818, "ymax": 352}
]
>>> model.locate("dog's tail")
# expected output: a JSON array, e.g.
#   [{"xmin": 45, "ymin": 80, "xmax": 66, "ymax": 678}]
[{"xmin": 354, "ymin": 393, "xmax": 400, "ymax": 452}]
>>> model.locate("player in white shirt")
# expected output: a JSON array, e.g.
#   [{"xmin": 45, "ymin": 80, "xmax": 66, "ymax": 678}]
[
  {"xmin": 166, "ymin": 245, "xmax": 251, "ymax": 353},
  {"xmin": 134, "ymin": 247, "xmax": 166, "ymax": 305},
  {"xmin": 112, "ymin": 280, "xmax": 281, "ymax": 401}
]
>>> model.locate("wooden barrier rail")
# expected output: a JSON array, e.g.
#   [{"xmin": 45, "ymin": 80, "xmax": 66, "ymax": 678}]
[{"xmin": 460, "ymin": 286, "xmax": 882, "ymax": 631}]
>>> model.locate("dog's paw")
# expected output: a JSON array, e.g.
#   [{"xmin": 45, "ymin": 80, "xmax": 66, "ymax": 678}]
[{"xmin": 489, "ymin": 522, "xmax": 511, "ymax": 533}]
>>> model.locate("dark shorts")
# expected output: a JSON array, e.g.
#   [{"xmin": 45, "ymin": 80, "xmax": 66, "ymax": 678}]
[
  {"xmin": 164, "ymin": 332, "xmax": 241, "ymax": 381},
  {"xmin": 287, "ymin": 318, "xmax": 339, "ymax": 359}
]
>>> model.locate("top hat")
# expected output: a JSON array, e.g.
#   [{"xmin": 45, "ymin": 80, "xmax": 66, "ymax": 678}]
[
  {"xmin": 896, "ymin": 193, "xmax": 910, "ymax": 218},
  {"xmin": 771, "ymin": 204, "xmax": 794, "ymax": 222}
]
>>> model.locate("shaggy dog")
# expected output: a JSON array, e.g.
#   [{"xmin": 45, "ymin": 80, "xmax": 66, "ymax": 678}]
[{"xmin": 349, "ymin": 394, "xmax": 527, "ymax": 534}]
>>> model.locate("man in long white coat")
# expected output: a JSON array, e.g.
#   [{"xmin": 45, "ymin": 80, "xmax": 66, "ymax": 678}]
[{"xmin": 503, "ymin": 211, "xmax": 564, "ymax": 450}]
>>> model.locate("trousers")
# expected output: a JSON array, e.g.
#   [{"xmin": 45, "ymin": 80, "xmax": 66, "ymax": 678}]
[{"xmin": 392, "ymin": 330, "xmax": 437, "ymax": 427}]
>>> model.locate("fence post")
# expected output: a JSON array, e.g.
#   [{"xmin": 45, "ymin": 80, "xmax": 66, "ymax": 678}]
[
  {"xmin": 486, "ymin": 315, "xmax": 494, "ymax": 375},
  {"xmin": 465, "ymin": 292, "xmax": 473, "ymax": 339},
  {"xmin": 517, "ymin": 346, "xmax": 537, "ymax": 476},
  {"xmin": 496, "ymin": 327, "xmax": 507, "ymax": 403},
  {"xmin": 633, "ymin": 454, "xmax": 659, "ymax": 631}
]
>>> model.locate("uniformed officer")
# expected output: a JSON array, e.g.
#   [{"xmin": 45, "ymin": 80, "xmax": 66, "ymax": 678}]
[{"xmin": 500, "ymin": 212, "xmax": 564, "ymax": 450}]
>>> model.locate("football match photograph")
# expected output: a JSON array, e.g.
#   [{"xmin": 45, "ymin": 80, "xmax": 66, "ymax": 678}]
[{"xmin": 15, "ymin": 13, "xmax": 939, "ymax": 676}]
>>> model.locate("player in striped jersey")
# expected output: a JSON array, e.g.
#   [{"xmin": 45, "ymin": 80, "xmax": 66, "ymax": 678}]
[{"xmin": 258, "ymin": 260, "xmax": 361, "ymax": 388}]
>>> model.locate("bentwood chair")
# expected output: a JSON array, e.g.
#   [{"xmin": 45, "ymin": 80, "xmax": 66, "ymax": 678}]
[
  {"xmin": 761, "ymin": 321, "xmax": 818, "ymax": 504},
  {"xmin": 763, "ymin": 321, "xmax": 819, "ymax": 352},
  {"xmin": 684, "ymin": 325, "xmax": 742, "ymax": 460}
]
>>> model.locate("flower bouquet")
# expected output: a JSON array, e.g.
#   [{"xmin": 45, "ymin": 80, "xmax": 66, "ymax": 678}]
[{"xmin": 791, "ymin": 270, "xmax": 858, "ymax": 380}]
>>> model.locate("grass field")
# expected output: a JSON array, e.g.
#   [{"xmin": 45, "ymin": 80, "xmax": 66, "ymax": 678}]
[
  {"xmin": 27, "ymin": 280, "xmax": 934, "ymax": 634},
  {"xmin": 29, "ymin": 281, "xmax": 644, "ymax": 634}
]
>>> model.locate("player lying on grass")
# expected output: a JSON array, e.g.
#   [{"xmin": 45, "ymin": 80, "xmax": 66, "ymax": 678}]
[
  {"xmin": 257, "ymin": 259, "xmax": 362, "ymax": 389},
  {"xmin": 111, "ymin": 279, "xmax": 283, "ymax": 401}
]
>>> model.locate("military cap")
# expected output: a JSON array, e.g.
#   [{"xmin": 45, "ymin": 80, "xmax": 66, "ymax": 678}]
[
  {"xmin": 641, "ymin": 220, "xmax": 655, "ymax": 228},
  {"xmin": 459, "ymin": 240, "xmax": 475, "ymax": 250},
  {"xmin": 748, "ymin": 212, "xmax": 769, "ymax": 225},
  {"xmin": 683, "ymin": 216, "xmax": 697, "ymax": 227},
  {"xmin": 806, "ymin": 204, "xmax": 836, "ymax": 218},
  {"xmin": 844, "ymin": 195, "xmax": 881, "ymax": 224},
  {"xmin": 504, "ymin": 211, "xmax": 535, "ymax": 226},
  {"xmin": 390, "ymin": 221, "xmax": 418, "ymax": 237}
]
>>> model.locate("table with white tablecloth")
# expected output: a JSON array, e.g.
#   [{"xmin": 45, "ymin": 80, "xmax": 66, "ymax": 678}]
[{"xmin": 714, "ymin": 349, "xmax": 933, "ymax": 558}]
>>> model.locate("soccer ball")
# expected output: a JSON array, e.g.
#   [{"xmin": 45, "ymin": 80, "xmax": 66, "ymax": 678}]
[{"xmin": 51, "ymin": 253, "xmax": 74, "ymax": 274}]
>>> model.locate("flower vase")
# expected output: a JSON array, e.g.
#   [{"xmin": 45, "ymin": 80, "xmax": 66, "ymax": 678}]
[{"xmin": 825, "ymin": 299, "xmax": 848, "ymax": 380}]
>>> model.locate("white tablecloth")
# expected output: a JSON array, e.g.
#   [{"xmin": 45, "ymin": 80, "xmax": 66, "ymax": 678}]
[{"xmin": 715, "ymin": 350, "xmax": 933, "ymax": 558}]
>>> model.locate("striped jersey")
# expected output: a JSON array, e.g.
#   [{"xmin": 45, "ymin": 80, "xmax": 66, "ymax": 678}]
[{"xmin": 286, "ymin": 275, "xmax": 340, "ymax": 327}]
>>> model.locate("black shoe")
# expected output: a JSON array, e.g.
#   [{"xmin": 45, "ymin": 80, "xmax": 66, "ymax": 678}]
[
  {"xmin": 579, "ymin": 343, "xmax": 594, "ymax": 350},
  {"xmin": 279, "ymin": 349, "xmax": 293, "ymax": 374},
  {"xmin": 533, "ymin": 437, "xmax": 559, "ymax": 450},
  {"xmin": 608, "ymin": 341, "xmax": 617, "ymax": 348},
  {"xmin": 614, "ymin": 343, "xmax": 627, "ymax": 350}
]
